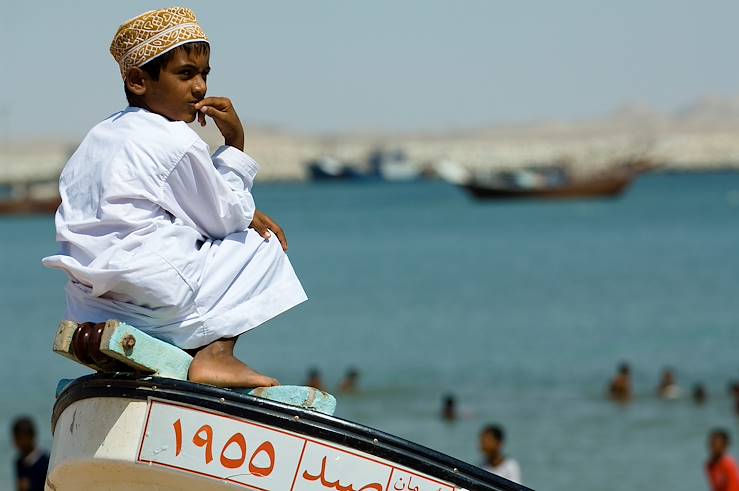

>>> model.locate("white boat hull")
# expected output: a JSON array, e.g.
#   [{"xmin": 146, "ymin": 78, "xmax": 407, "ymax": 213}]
[{"xmin": 47, "ymin": 375, "xmax": 527, "ymax": 491}]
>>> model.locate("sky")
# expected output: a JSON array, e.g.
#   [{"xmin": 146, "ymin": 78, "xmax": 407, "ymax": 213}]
[{"xmin": 2, "ymin": 0, "xmax": 739, "ymax": 138}]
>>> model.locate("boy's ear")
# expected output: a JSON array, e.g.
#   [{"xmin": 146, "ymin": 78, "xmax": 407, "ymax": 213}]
[{"xmin": 125, "ymin": 67, "xmax": 147, "ymax": 96}]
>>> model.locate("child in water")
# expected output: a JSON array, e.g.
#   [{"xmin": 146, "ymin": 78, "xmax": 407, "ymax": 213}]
[{"xmin": 43, "ymin": 7, "xmax": 307, "ymax": 388}]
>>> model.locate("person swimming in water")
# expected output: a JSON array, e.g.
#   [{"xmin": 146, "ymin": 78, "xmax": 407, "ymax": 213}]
[{"xmin": 608, "ymin": 362, "xmax": 632, "ymax": 403}]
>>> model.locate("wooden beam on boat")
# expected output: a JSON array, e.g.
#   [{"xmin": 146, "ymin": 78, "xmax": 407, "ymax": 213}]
[
  {"xmin": 249, "ymin": 386, "xmax": 336, "ymax": 415},
  {"xmin": 53, "ymin": 320, "xmax": 337, "ymax": 415},
  {"xmin": 98, "ymin": 320, "xmax": 192, "ymax": 380},
  {"xmin": 52, "ymin": 320, "xmax": 99, "ymax": 371}
]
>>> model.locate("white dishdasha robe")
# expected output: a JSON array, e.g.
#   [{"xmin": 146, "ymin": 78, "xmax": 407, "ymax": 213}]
[{"xmin": 42, "ymin": 107, "xmax": 307, "ymax": 349}]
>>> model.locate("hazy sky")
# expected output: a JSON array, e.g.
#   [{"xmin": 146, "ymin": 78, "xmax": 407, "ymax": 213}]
[{"xmin": 2, "ymin": 0, "xmax": 738, "ymax": 138}]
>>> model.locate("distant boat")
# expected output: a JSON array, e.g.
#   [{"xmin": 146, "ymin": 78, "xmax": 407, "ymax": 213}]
[
  {"xmin": 307, "ymin": 150, "xmax": 422, "ymax": 182},
  {"xmin": 461, "ymin": 161, "xmax": 654, "ymax": 201},
  {"xmin": 368, "ymin": 149, "xmax": 422, "ymax": 182},
  {"xmin": 308, "ymin": 157, "xmax": 367, "ymax": 181},
  {"xmin": 0, "ymin": 182, "xmax": 60, "ymax": 215},
  {"xmin": 0, "ymin": 196, "xmax": 60, "ymax": 215}
]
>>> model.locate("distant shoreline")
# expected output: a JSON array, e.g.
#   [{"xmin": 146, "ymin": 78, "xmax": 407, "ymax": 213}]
[{"xmin": 4, "ymin": 98, "xmax": 739, "ymax": 183}]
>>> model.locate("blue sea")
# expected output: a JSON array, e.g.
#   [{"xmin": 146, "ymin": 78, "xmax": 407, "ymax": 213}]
[{"xmin": 1, "ymin": 173, "xmax": 738, "ymax": 491}]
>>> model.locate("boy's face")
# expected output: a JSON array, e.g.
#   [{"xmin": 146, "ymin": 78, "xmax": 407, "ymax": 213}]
[
  {"xmin": 133, "ymin": 48, "xmax": 210, "ymax": 123},
  {"xmin": 480, "ymin": 432, "xmax": 502, "ymax": 457},
  {"xmin": 709, "ymin": 434, "xmax": 727, "ymax": 459},
  {"xmin": 13, "ymin": 432, "xmax": 35, "ymax": 456}
]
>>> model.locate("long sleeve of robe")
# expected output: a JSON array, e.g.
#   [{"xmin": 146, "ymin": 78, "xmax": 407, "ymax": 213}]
[{"xmin": 42, "ymin": 107, "xmax": 307, "ymax": 349}]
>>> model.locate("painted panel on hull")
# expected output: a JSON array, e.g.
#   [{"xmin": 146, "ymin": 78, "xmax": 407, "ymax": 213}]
[{"xmin": 138, "ymin": 399, "xmax": 456, "ymax": 491}]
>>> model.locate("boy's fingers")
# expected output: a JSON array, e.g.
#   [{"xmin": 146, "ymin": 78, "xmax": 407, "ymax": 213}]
[
  {"xmin": 253, "ymin": 227, "xmax": 271, "ymax": 239},
  {"xmin": 260, "ymin": 216, "xmax": 287, "ymax": 251},
  {"xmin": 195, "ymin": 96, "xmax": 223, "ymax": 107},
  {"xmin": 277, "ymin": 232, "xmax": 288, "ymax": 251},
  {"xmin": 195, "ymin": 97, "xmax": 232, "ymax": 111},
  {"xmin": 250, "ymin": 222, "xmax": 271, "ymax": 239},
  {"xmin": 200, "ymin": 106, "xmax": 226, "ymax": 118},
  {"xmin": 267, "ymin": 225, "xmax": 287, "ymax": 251},
  {"xmin": 272, "ymin": 226, "xmax": 288, "ymax": 251},
  {"xmin": 197, "ymin": 111, "xmax": 206, "ymax": 127},
  {"xmin": 199, "ymin": 106, "xmax": 227, "ymax": 125}
]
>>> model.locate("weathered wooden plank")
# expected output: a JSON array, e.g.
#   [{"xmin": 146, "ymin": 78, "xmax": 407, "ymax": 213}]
[
  {"xmin": 52, "ymin": 320, "xmax": 79, "ymax": 360},
  {"xmin": 98, "ymin": 321, "xmax": 192, "ymax": 380},
  {"xmin": 248, "ymin": 386, "xmax": 337, "ymax": 416},
  {"xmin": 52, "ymin": 320, "xmax": 99, "ymax": 371},
  {"xmin": 55, "ymin": 379, "xmax": 337, "ymax": 415},
  {"xmin": 53, "ymin": 320, "xmax": 338, "ymax": 414}
]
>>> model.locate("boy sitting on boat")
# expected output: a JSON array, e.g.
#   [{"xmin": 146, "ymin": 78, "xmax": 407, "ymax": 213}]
[{"xmin": 43, "ymin": 7, "xmax": 307, "ymax": 388}]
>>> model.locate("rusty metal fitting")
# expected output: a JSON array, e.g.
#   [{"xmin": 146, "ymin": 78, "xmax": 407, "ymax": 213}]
[{"xmin": 121, "ymin": 335, "xmax": 136, "ymax": 352}]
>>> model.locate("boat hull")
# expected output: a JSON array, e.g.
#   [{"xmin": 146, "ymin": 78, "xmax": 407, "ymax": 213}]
[
  {"xmin": 0, "ymin": 196, "xmax": 60, "ymax": 215},
  {"xmin": 462, "ymin": 175, "xmax": 633, "ymax": 200},
  {"xmin": 47, "ymin": 375, "xmax": 529, "ymax": 491}
]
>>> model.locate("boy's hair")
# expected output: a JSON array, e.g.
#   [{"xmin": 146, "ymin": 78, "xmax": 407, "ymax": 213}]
[
  {"xmin": 482, "ymin": 424, "xmax": 505, "ymax": 443},
  {"xmin": 11, "ymin": 417, "xmax": 36, "ymax": 438},
  {"xmin": 124, "ymin": 41, "xmax": 210, "ymax": 105},
  {"xmin": 711, "ymin": 428, "xmax": 731, "ymax": 446}
]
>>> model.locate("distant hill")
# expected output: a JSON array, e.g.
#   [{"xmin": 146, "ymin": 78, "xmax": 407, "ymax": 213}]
[
  {"xmin": 674, "ymin": 96, "xmax": 739, "ymax": 126},
  {"xmin": 3, "ymin": 95, "xmax": 739, "ymax": 184}
]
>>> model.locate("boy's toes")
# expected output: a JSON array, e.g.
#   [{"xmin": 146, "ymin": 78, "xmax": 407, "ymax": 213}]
[
  {"xmin": 263, "ymin": 377, "xmax": 280, "ymax": 387},
  {"xmin": 245, "ymin": 374, "xmax": 279, "ymax": 388}
]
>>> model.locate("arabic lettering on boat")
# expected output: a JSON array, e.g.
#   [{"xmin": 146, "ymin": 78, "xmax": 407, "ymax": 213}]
[
  {"xmin": 303, "ymin": 456, "xmax": 383, "ymax": 491},
  {"xmin": 393, "ymin": 474, "xmax": 445, "ymax": 491}
]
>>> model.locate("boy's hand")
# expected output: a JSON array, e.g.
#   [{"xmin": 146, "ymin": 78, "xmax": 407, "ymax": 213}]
[
  {"xmin": 194, "ymin": 97, "xmax": 245, "ymax": 151},
  {"xmin": 250, "ymin": 210, "xmax": 288, "ymax": 251}
]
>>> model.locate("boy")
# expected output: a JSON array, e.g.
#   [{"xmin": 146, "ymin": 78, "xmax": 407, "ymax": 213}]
[
  {"xmin": 706, "ymin": 429, "xmax": 739, "ymax": 491},
  {"xmin": 43, "ymin": 7, "xmax": 307, "ymax": 388},
  {"xmin": 479, "ymin": 424, "xmax": 522, "ymax": 484},
  {"xmin": 607, "ymin": 361, "xmax": 632, "ymax": 403},
  {"xmin": 11, "ymin": 417, "xmax": 50, "ymax": 491}
]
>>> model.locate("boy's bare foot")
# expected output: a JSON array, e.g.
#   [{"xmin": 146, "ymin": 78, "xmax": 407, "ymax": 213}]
[{"xmin": 187, "ymin": 337, "xmax": 279, "ymax": 388}]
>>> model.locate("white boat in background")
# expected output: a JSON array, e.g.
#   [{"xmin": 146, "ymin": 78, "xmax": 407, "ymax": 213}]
[
  {"xmin": 370, "ymin": 149, "xmax": 422, "ymax": 182},
  {"xmin": 433, "ymin": 160, "xmax": 471, "ymax": 185},
  {"xmin": 45, "ymin": 321, "xmax": 531, "ymax": 491},
  {"xmin": 307, "ymin": 149, "xmax": 423, "ymax": 182}
]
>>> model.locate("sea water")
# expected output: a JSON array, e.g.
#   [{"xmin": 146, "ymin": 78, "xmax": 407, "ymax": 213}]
[{"xmin": 0, "ymin": 173, "xmax": 737, "ymax": 491}]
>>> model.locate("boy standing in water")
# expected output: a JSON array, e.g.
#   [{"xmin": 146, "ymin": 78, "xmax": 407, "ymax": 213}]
[
  {"xmin": 607, "ymin": 362, "xmax": 632, "ymax": 402},
  {"xmin": 11, "ymin": 417, "xmax": 50, "ymax": 491},
  {"xmin": 43, "ymin": 7, "xmax": 307, "ymax": 388},
  {"xmin": 706, "ymin": 429, "xmax": 739, "ymax": 491},
  {"xmin": 480, "ymin": 425, "xmax": 522, "ymax": 484}
]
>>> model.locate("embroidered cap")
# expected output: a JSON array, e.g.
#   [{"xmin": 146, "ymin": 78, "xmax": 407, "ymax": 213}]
[{"xmin": 110, "ymin": 7, "xmax": 209, "ymax": 80}]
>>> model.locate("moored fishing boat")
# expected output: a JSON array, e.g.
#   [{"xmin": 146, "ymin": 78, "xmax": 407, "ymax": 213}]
[
  {"xmin": 45, "ymin": 321, "xmax": 531, "ymax": 491},
  {"xmin": 462, "ymin": 173, "xmax": 633, "ymax": 200},
  {"xmin": 460, "ymin": 161, "xmax": 655, "ymax": 201},
  {"xmin": 0, "ymin": 180, "xmax": 62, "ymax": 215},
  {"xmin": 0, "ymin": 196, "xmax": 61, "ymax": 215}
]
